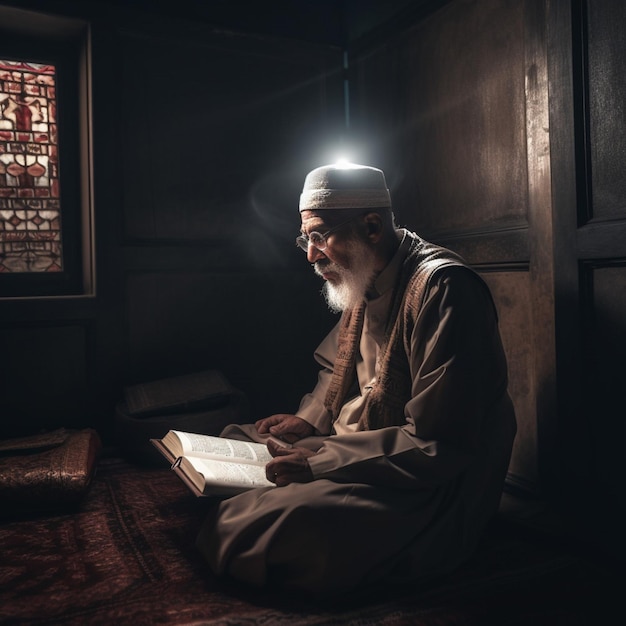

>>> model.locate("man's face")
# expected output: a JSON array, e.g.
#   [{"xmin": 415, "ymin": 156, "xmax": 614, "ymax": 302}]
[
  {"xmin": 299, "ymin": 211, "xmax": 377, "ymax": 313},
  {"xmin": 299, "ymin": 212, "xmax": 357, "ymax": 277}
]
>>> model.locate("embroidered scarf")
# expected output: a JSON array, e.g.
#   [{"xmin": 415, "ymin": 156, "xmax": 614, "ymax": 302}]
[{"xmin": 323, "ymin": 233, "xmax": 466, "ymax": 430}]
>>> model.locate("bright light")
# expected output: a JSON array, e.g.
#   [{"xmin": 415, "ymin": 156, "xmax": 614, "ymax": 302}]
[{"xmin": 334, "ymin": 157, "xmax": 359, "ymax": 168}]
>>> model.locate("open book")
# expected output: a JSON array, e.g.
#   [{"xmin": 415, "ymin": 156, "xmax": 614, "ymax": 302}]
[{"xmin": 151, "ymin": 430, "xmax": 275, "ymax": 497}]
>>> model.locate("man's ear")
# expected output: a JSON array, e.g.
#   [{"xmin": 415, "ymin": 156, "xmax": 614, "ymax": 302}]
[{"xmin": 363, "ymin": 212, "xmax": 383, "ymax": 242}]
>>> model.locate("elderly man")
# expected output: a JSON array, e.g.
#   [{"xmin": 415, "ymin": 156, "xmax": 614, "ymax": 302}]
[{"xmin": 196, "ymin": 162, "xmax": 517, "ymax": 597}]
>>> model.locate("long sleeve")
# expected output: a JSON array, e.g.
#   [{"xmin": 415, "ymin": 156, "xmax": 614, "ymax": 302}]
[
  {"xmin": 307, "ymin": 266, "xmax": 512, "ymax": 490},
  {"xmin": 294, "ymin": 323, "xmax": 339, "ymax": 436}
]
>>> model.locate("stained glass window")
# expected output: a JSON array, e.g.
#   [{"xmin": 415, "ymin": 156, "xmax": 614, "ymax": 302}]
[{"xmin": 0, "ymin": 59, "xmax": 62, "ymax": 274}]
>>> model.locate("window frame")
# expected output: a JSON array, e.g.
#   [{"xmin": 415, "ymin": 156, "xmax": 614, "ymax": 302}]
[{"xmin": 0, "ymin": 7, "xmax": 93, "ymax": 299}]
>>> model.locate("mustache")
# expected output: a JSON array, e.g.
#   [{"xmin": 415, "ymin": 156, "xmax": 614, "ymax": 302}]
[{"xmin": 314, "ymin": 260, "xmax": 335, "ymax": 275}]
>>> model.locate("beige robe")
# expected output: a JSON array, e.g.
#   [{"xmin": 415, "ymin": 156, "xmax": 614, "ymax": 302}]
[{"xmin": 196, "ymin": 230, "xmax": 517, "ymax": 596}]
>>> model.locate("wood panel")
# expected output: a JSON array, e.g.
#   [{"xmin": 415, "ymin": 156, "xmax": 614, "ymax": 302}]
[
  {"xmin": 582, "ymin": 264, "xmax": 626, "ymax": 508},
  {"xmin": 481, "ymin": 270, "xmax": 537, "ymax": 490},
  {"xmin": 586, "ymin": 0, "xmax": 626, "ymax": 221},
  {"xmin": 0, "ymin": 324, "xmax": 91, "ymax": 438},
  {"xmin": 350, "ymin": 0, "xmax": 528, "ymax": 240},
  {"xmin": 126, "ymin": 269, "xmax": 336, "ymax": 419},
  {"xmin": 117, "ymin": 25, "xmax": 343, "ymax": 244}
]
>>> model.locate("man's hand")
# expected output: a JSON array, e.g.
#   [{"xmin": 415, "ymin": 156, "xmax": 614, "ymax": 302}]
[
  {"xmin": 265, "ymin": 443, "xmax": 315, "ymax": 486},
  {"xmin": 255, "ymin": 414, "xmax": 314, "ymax": 444}
]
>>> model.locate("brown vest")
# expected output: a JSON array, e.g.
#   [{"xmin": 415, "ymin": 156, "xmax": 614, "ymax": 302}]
[{"xmin": 323, "ymin": 233, "xmax": 467, "ymax": 430}]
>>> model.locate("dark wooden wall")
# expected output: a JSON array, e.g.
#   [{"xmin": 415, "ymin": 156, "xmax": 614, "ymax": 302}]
[
  {"xmin": 349, "ymin": 0, "xmax": 626, "ymax": 557},
  {"xmin": 0, "ymin": 1, "xmax": 342, "ymax": 442},
  {"xmin": 92, "ymin": 18, "xmax": 343, "ymax": 426}
]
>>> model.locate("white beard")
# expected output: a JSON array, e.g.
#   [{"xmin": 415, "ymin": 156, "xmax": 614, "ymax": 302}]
[{"xmin": 315, "ymin": 238, "xmax": 378, "ymax": 313}]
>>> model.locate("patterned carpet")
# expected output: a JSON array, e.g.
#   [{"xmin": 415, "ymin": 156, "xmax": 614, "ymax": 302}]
[{"xmin": 0, "ymin": 457, "xmax": 617, "ymax": 625}]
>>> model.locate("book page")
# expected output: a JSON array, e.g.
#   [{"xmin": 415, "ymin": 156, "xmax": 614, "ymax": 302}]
[
  {"xmin": 171, "ymin": 431, "xmax": 272, "ymax": 466},
  {"xmin": 181, "ymin": 456, "xmax": 275, "ymax": 494}
]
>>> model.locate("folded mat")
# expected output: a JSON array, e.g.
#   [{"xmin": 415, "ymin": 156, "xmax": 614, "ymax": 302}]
[{"xmin": 0, "ymin": 428, "xmax": 101, "ymax": 517}]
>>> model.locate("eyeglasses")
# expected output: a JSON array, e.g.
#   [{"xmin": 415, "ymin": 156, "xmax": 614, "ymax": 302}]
[{"xmin": 295, "ymin": 216, "xmax": 360, "ymax": 252}]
